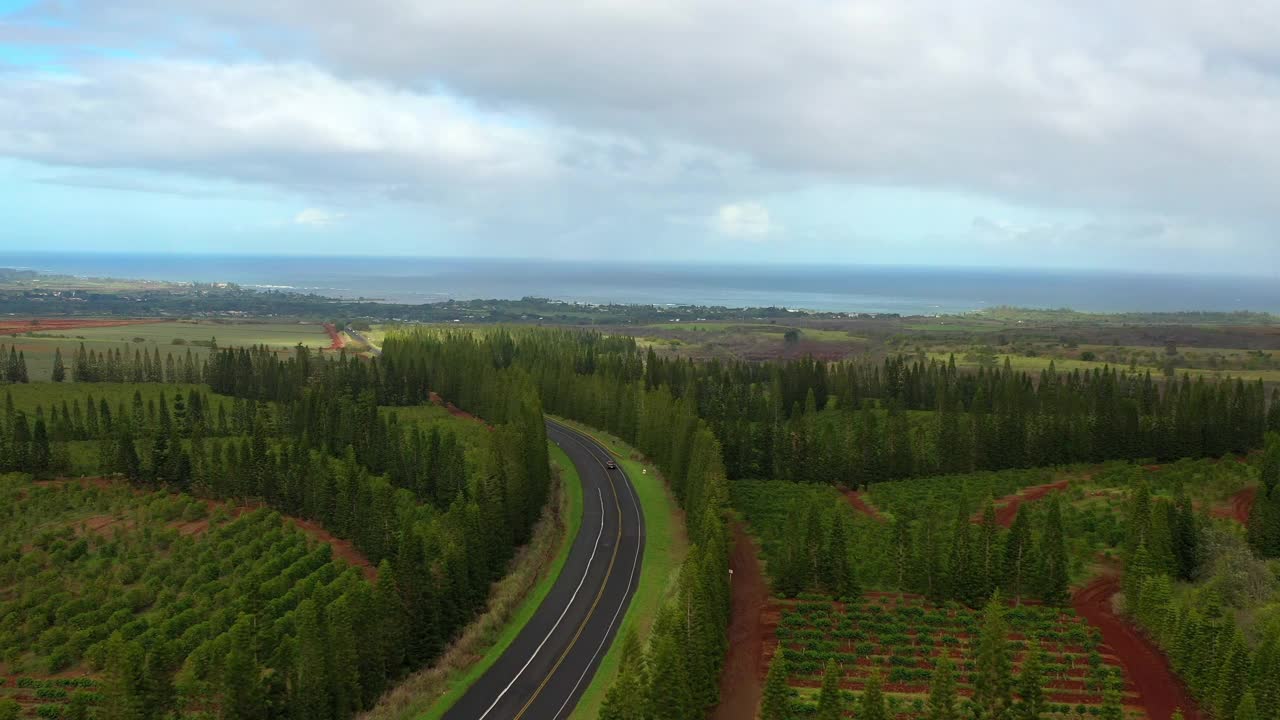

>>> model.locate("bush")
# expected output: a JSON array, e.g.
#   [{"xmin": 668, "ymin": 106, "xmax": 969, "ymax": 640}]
[{"xmin": 0, "ymin": 699, "xmax": 17, "ymax": 720}]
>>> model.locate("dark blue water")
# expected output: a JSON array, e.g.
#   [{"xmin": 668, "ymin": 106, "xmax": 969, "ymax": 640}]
[{"xmin": 2, "ymin": 253, "xmax": 1276, "ymax": 315}]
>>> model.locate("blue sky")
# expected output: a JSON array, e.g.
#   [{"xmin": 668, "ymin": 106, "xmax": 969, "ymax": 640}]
[{"xmin": 1, "ymin": 1, "xmax": 1278, "ymax": 274}]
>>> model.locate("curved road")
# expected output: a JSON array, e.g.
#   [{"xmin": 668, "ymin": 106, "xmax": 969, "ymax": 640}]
[{"xmin": 442, "ymin": 419, "xmax": 646, "ymax": 720}]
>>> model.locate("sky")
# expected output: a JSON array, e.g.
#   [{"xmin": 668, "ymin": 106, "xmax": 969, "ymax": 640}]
[{"xmin": 0, "ymin": 0, "xmax": 1278, "ymax": 274}]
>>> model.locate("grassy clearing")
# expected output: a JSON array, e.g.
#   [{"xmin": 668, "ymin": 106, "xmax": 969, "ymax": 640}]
[
  {"xmin": 4, "ymin": 320, "xmax": 334, "ymax": 380},
  {"xmin": 362, "ymin": 443, "xmax": 580, "ymax": 720},
  {"xmin": 548, "ymin": 417, "xmax": 689, "ymax": 720}
]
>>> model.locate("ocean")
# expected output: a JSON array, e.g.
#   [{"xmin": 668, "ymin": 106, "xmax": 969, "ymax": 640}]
[{"xmin": 3, "ymin": 253, "xmax": 1277, "ymax": 315}]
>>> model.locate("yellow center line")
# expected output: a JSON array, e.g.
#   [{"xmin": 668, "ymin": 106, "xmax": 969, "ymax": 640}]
[{"xmin": 511, "ymin": 422, "xmax": 625, "ymax": 720}]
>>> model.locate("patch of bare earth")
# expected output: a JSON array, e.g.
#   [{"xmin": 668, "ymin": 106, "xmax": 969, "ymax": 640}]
[
  {"xmin": 1211, "ymin": 485, "xmax": 1257, "ymax": 524},
  {"xmin": 843, "ymin": 489, "xmax": 886, "ymax": 522},
  {"xmin": 1073, "ymin": 574, "xmax": 1200, "ymax": 720},
  {"xmin": 709, "ymin": 522, "xmax": 768, "ymax": 720}
]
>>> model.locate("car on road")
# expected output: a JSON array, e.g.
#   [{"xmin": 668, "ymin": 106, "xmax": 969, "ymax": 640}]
[{"xmin": 605, "ymin": 460, "xmax": 617, "ymax": 469}]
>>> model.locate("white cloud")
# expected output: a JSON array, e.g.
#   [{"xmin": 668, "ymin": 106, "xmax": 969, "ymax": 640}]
[
  {"xmin": 6, "ymin": 0, "xmax": 1280, "ymax": 268},
  {"xmin": 0, "ymin": 60, "xmax": 559, "ymax": 196},
  {"xmin": 713, "ymin": 202, "xmax": 773, "ymax": 239},
  {"xmin": 294, "ymin": 207, "xmax": 343, "ymax": 228}
]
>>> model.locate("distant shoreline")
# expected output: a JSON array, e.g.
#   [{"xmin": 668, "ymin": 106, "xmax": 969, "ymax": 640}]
[{"xmin": 2, "ymin": 252, "xmax": 1277, "ymax": 315}]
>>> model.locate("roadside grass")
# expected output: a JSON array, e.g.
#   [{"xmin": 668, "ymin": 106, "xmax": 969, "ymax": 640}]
[
  {"xmin": 548, "ymin": 416, "xmax": 689, "ymax": 720},
  {"xmin": 361, "ymin": 442, "xmax": 580, "ymax": 720}
]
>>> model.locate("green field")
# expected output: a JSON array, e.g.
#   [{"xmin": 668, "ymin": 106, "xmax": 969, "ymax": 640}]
[
  {"xmin": 547, "ymin": 417, "xmax": 689, "ymax": 720},
  {"xmin": 3, "ymin": 320, "xmax": 335, "ymax": 381}
]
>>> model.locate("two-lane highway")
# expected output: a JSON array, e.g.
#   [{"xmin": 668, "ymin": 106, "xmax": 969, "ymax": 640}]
[{"xmin": 443, "ymin": 419, "xmax": 645, "ymax": 720}]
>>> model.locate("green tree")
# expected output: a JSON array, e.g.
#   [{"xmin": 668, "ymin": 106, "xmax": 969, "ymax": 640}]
[
  {"xmin": 815, "ymin": 659, "xmax": 844, "ymax": 720},
  {"xmin": 52, "ymin": 347, "xmax": 66, "ymax": 382},
  {"xmin": 926, "ymin": 656, "xmax": 959, "ymax": 720},
  {"xmin": 859, "ymin": 668, "xmax": 888, "ymax": 720},
  {"xmin": 761, "ymin": 646, "xmax": 793, "ymax": 720},
  {"xmin": 0, "ymin": 700, "xmax": 20, "ymax": 720},
  {"xmin": 1215, "ymin": 630, "xmax": 1251, "ymax": 720},
  {"xmin": 1014, "ymin": 640, "xmax": 1046, "ymax": 720},
  {"xmin": 1037, "ymin": 498, "xmax": 1069, "ymax": 605},
  {"xmin": 600, "ymin": 629, "xmax": 648, "ymax": 720},
  {"xmin": 972, "ymin": 593, "xmax": 1013, "ymax": 720}
]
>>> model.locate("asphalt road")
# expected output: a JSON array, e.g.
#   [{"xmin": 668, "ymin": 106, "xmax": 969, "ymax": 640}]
[{"xmin": 442, "ymin": 419, "xmax": 646, "ymax": 720}]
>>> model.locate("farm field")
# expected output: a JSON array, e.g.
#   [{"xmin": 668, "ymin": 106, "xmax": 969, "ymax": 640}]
[
  {"xmin": 1, "ymin": 319, "xmax": 336, "ymax": 381},
  {"xmin": 730, "ymin": 454, "xmax": 1265, "ymax": 719},
  {"xmin": 769, "ymin": 593, "xmax": 1137, "ymax": 717},
  {"xmin": 0, "ymin": 474, "xmax": 378, "ymax": 719}
]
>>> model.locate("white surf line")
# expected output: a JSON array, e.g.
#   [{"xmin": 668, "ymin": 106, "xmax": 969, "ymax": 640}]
[
  {"xmin": 478, "ymin": 485, "xmax": 607, "ymax": 720},
  {"xmin": 549, "ymin": 433, "xmax": 646, "ymax": 720}
]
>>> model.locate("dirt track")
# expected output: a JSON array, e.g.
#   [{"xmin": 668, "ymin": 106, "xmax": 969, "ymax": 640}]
[
  {"xmin": 1072, "ymin": 575, "xmax": 1200, "ymax": 720},
  {"xmin": 322, "ymin": 322, "xmax": 345, "ymax": 350},
  {"xmin": 988, "ymin": 478, "xmax": 1072, "ymax": 527},
  {"xmin": 709, "ymin": 522, "xmax": 768, "ymax": 720},
  {"xmin": 843, "ymin": 489, "xmax": 886, "ymax": 522},
  {"xmin": 1211, "ymin": 486, "xmax": 1257, "ymax": 524}
]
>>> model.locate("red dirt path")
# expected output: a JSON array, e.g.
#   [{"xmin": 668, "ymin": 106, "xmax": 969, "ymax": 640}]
[
  {"xmin": 987, "ymin": 478, "xmax": 1072, "ymax": 528},
  {"xmin": 843, "ymin": 489, "xmax": 886, "ymax": 522},
  {"xmin": 709, "ymin": 522, "xmax": 768, "ymax": 720},
  {"xmin": 289, "ymin": 516, "xmax": 377, "ymax": 582},
  {"xmin": 322, "ymin": 322, "xmax": 345, "ymax": 350},
  {"xmin": 1211, "ymin": 486, "xmax": 1257, "ymax": 524},
  {"xmin": 0, "ymin": 317, "xmax": 166, "ymax": 335},
  {"xmin": 1072, "ymin": 575, "xmax": 1200, "ymax": 720},
  {"xmin": 428, "ymin": 391, "xmax": 492, "ymax": 428}
]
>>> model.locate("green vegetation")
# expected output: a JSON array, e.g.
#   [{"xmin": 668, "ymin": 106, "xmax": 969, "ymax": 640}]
[
  {"xmin": 0, "ymin": 474, "xmax": 376, "ymax": 718},
  {"xmin": 364, "ymin": 442, "xmax": 583, "ymax": 720},
  {"xmin": 770, "ymin": 594, "xmax": 1118, "ymax": 716}
]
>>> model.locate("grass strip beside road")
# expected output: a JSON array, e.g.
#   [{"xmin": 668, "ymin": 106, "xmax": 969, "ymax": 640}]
[
  {"xmin": 361, "ymin": 442, "xmax": 581, "ymax": 720},
  {"xmin": 549, "ymin": 417, "xmax": 689, "ymax": 720}
]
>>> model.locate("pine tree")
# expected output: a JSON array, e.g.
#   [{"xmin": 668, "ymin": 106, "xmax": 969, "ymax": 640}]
[
  {"xmin": 51, "ymin": 347, "xmax": 65, "ymax": 382},
  {"xmin": 221, "ymin": 615, "xmax": 263, "ymax": 720},
  {"xmin": 1002, "ymin": 506, "xmax": 1032, "ymax": 603},
  {"xmin": 644, "ymin": 608, "xmax": 694, "ymax": 720},
  {"xmin": 926, "ymin": 656, "xmax": 959, "ymax": 720},
  {"xmin": 1037, "ymin": 497, "xmax": 1069, "ymax": 605},
  {"xmin": 600, "ymin": 629, "xmax": 647, "ymax": 720},
  {"xmin": 815, "ymin": 659, "xmax": 843, "ymax": 720},
  {"xmin": 972, "ymin": 592, "xmax": 1013, "ymax": 720},
  {"xmin": 859, "ymin": 668, "xmax": 888, "ymax": 720},
  {"xmin": 1014, "ymin": 639, "xmax": 1046, "ymax": 720},
  {"xmin": 1215, "ymin": 630, "xmax": 1251, "ymax": 720},
  {"xmin": 760, "ymin": 646, "xmax": 793, "ymax": 720}
]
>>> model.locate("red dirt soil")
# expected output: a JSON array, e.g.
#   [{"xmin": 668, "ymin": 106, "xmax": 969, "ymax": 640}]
[
  {"xmin": 1211, "ymin": 486, "xmax": 1257, "ymax": 524},
  {"xmin": 288, "ymin": 516, "xmax": 377, "ymax": 582},
  {"xmin": 428, "ymin": 391, "xmax": 491, "ymax": 428},
  {"xmin": 843, "ymin": 489, "xmax": 886, "ymax": 523},
  {"xmin": 710, "ymin": 522, "xmax": 769, "ymax": 720},
  {"xmin": 0, "ymin": 317, "xmax": 167, "ymax": 335},
  {"xmin": 1072, "ymin": 575, "xmax": 1200, "ymax": 720},
  {"xmin": 322, "ymin": 322, "xmax": 345, "ymax": 350},
  {"xmin": 985, "ymin": 478, "xmax": 1072, "ymax": 528}
]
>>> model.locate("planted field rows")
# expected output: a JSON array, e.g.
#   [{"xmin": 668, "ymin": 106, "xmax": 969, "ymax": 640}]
[{"xmin": 770, "ymin": 593, "xmax": 1142, "ymax": 718}]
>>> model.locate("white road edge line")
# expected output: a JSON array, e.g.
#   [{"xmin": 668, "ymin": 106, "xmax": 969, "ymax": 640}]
[
  {"xmin": 549, "ymin": 431, "xmax": 645, "ymax": 720},
  {"xmin": 477, "ymin": 483, "xmax": 606, "ymax": 720}
]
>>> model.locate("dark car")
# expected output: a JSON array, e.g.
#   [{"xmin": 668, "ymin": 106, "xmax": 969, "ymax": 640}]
[{"xmin": 605, "ymin": 460, "xmax": 617, "ymax": 469}]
